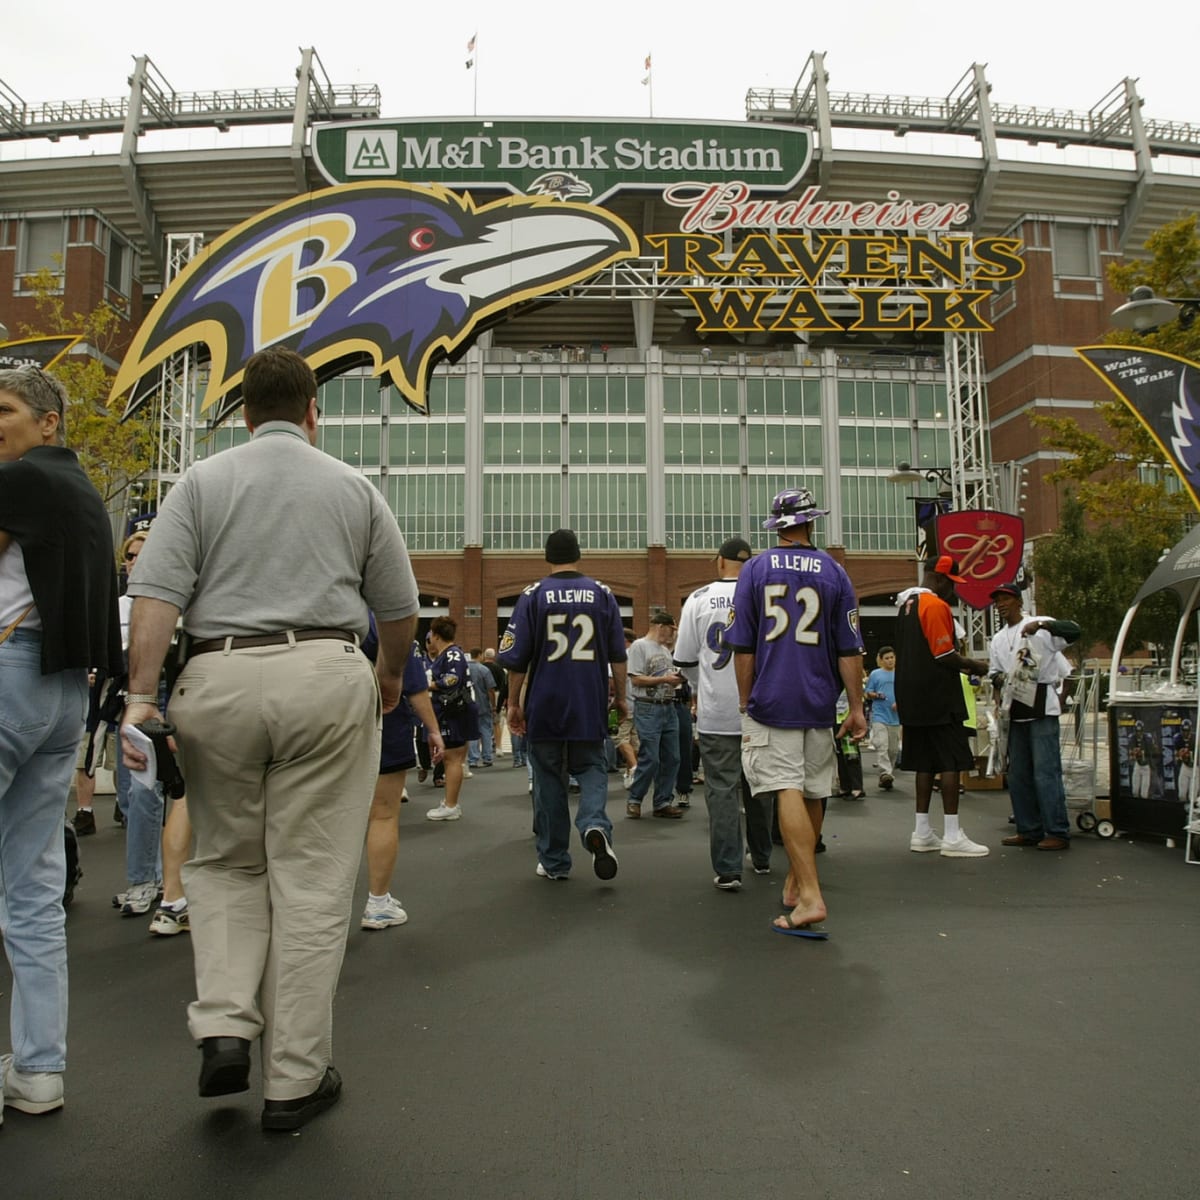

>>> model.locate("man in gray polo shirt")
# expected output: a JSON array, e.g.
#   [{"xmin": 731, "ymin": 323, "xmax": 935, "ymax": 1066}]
[
  {"xmin": 122, "ymin": 347, "xmax": 418, "ymax": 1132},
  {"xmin": 625, "ymin": 610, "xmax": 686, "ymax": 819}
]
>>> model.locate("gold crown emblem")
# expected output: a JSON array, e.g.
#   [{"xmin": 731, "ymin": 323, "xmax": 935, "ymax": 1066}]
[{"xmin": 975, "ymin": 515, "xmax": 999, "ymax": 531}]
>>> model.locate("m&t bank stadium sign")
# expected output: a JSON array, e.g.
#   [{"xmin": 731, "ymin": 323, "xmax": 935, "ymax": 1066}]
[{"xmin": 312, "ymin": 118, "xmax": 813, "ymax": 204}]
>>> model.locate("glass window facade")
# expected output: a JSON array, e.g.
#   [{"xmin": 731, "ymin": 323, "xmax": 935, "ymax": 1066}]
[
  {"xmin": 570, "ymin": 473, "xmax": 647, "ymax": 550},
  {"xmin": 483, "ymin": 473, "xmax": 562, "ymax": 549},
  {"xmin": 189, "ymin": 357, "xmax": 958, "ymax": 559},
  {"xmin": 387, "ymin": 474, "xmax": 464, "ymax": 552}
]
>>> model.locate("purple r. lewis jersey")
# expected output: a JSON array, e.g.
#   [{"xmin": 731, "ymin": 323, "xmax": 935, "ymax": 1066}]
[
  {"xmin": 725, "ymin": 543, "xmax": 863, "ymax": 728},
  {"xmin": 497, "ymin": 570, "xmax": 627, "ymax": 741}
]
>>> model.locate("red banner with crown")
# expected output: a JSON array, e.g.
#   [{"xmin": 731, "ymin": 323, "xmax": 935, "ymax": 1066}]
[{"xmin": 935, "ymin": 510, "xmax": 1025, "ymax": 610}]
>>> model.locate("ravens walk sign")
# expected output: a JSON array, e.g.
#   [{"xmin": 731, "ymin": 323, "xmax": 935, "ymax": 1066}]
[{"xmin": 109, "ymin": 181, "xmax": 638, "ymax": 417}]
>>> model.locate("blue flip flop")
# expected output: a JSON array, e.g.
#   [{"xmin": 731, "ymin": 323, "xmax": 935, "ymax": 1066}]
[{"xmin": 771, "ymin": 917, "xmax": 829, "ymax": 940}]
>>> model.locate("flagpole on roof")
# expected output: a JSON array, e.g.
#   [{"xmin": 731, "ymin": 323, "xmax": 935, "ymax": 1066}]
[
  {"xmin": 466, "ymin": 31, "xmax": 478, "ymax": 116},
  {"xmin": 642, "ymin": 51, "xmax": 653, "ymax": 118}
]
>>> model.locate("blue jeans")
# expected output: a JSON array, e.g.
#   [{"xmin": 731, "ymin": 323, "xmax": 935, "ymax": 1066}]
[
  {"xmin": 115, "ymin": 757, "xmax": 163, "ymax": 885},
  {"xmin": 528, "ymin": 741, "xmax": 611, "ymax": 876},
  {"xmin": 511, "ymin": 732, "xmax": 527, "ymax": 766},
  {"xmin": 1007, "ymin": 716, "xmax": 1070, "ymax": 840},
  {"xmin": 630, "ymin": 700, "xmax": 680, "ymax": 810},
  {"xmin": 468, "ymin": 707, "xmax": 495, "ymax": 765},
  {"xmin": 0, "ymin": 629, "xmax": 87, "ymax": 1073}
]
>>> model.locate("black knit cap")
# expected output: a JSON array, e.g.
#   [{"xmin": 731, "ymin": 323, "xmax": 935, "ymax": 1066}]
[{"xmin": 545, "ymin": 528, "xmax": 581, "ymax": 564}]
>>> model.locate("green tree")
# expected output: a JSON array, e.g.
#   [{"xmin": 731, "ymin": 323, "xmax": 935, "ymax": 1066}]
[
  {"xmin": 17, "ymin": 267, "xmax": 156, "ymax": 504},
  {"xmin": 1032, "ymin": 493, "xmax": 1180, "ymax": 657},
  {"xmin": 1030, "ymin": 214, "xmax": 1199, "ymax": 651}
]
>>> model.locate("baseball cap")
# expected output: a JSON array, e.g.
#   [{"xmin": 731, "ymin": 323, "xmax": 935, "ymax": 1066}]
[
  {"xmin": 931, "ymin": 554, "xmax": 967, "ymax": 583},
  {"xmin": 990, "ymin": 583, "xmax": 1022, "ymax": 601},
  {"xmin": 717, "ymin": 537, "xmax": 752, "ymax": 562},
  {"xmin": 649, "ymin": 610, "xmax": 676, "ymax": 627}
]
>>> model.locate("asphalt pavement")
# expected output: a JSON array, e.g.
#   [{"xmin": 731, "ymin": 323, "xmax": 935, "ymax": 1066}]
[{"xmin": 2, "ymin": 758, "xmax": 1197, "ymax": 1199}]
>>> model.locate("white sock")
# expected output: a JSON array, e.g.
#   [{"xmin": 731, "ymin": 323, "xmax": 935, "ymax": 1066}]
[
  {"xmin": 943, "ymin": 814, "xmax": 961, "ymax": 840},
  {"xmin": 78, "ymin": 806, "xmax": 93, "ymax": 813},
  {"xmin": 368, "ymin": 892, "xmax": 390, "ymax": 904},
  {"xmin": 915, "ymin": 813, "xmax": 932, "ymax": 837},
  {"xmin": 161, "ymin": 897, "xmax": 186, "ymax": 911}
]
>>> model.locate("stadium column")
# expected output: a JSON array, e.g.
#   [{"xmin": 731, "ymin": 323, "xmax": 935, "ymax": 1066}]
[
  {"xmin": 644, "ymin": 345, "xmax": 667, "ymax": 547},
  {"xmin": 818, "ymin": 346, "xmax": 845, "ymax": 545},
  {"xmin": 463, "ymin": 340, "xmax": 486, "ymax": 547}
]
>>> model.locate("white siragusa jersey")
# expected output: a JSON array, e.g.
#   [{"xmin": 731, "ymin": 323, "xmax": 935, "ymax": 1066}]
[{"xmin": 673, "ymin": 578, "xmax": 742, "ymax": 735}]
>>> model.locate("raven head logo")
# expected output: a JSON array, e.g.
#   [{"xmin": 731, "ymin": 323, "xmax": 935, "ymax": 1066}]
[
  {"xmin": 527, "ymin": 171, "xmax": 593, "ymax": 202},
  {"xmin": 110, "ymin": 181, "xmax": 638, "ymax": 415}
]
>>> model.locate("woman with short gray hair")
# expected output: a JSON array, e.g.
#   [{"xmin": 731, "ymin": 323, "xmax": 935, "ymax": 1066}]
[{"xmin": 0, "ymin": 364, "xmax": 121, "ymax": 1123}]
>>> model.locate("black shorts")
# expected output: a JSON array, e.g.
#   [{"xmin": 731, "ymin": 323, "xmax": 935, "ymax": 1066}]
[{"xmin": 898, "ymin": 723, "xmax": 975, "ymax": 774}]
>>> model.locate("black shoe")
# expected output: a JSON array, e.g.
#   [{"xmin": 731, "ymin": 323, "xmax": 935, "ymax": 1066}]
[
  {"xmin": 584, "ymin": 827, "xmax": 618, "ymax": 881},
  {"xmin": 262, "ymin": 1066, "xmax": 342, "ymax": 1131},
  {"xmin": 815, "ymin": 836, "xmax": 827, "ymax": 854},
  {"xmin": 73, "ymin": 809, "xmax": 96, "ymax": 837},
  {"xmin": 198, "ymin": 1036, "xmax": 251, "ymax": 1097},
  {"xmin": 113, "ymin": 801, "xmax": 127, "ymax": 828}
]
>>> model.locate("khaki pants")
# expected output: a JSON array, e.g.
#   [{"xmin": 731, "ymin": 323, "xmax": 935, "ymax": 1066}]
[{"xmin": 169, "ymin": 638, "xmax": 381, "ymax": 1100}]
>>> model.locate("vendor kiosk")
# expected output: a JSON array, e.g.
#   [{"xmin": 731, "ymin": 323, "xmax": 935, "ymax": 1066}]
[{"xmin": 1108, "ymin": 527, "xmax": 1200, "ymax": 854}]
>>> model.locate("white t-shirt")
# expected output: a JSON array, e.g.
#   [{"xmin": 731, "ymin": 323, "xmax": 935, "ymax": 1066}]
[
  {"xmin": 674, "ymin": 577, "xmax": 740, "ymax": 735},
  {"xmin": 0, "ymin": 541, "xmax": 41, "ymax": 631}
]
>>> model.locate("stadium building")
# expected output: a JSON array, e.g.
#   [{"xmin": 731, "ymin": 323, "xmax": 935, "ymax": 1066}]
[{"xmin": 2, "ymin": 49, "xmax": 1198, "ymax": 649}]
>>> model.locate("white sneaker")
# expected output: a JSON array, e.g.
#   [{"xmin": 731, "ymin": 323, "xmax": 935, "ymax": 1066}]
[
  {"xmin": 1, "ymin": 1054, "xmax": 64, "ymax": 1114},
  {"xmin": 909, "ymin": 830, "xmax": 943, "ymax": 853},
  {"xmin": 622, "ymin": 768, "xmax": 634, "ymax": 790},
  {"xmin": 462, "ymin": 768, "xmax": 474, "ymax": 779},
  {"xmin": 426, "ymin": 803, "xmax": 462, "ymax": 821},
  {"xmin": 536, "ymin": 862, "xmax": 569, "ymax": 880},
  {"xmin": 148, "ymin": 902, "xmax": 190, "ymax": 936},
  {"xmin": 121, "ymin": 880, "xmax": 161, "ymax": 916},
  {"xmin": 940, "ymin": 830, "xmax": 990, "ymax": 858},
  {"xmin": 361, "ymin": 894, "xmax": 409, "ymax": 929}
]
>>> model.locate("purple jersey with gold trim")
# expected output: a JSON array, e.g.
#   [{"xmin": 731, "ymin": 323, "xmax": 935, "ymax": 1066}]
[
  {"xmin": 497, "ymin": 570, "xmax": 627, "ymax": 741},
  {"xmin": 726, "ymin": 543, "xmax": 863, "ymax": 728}
]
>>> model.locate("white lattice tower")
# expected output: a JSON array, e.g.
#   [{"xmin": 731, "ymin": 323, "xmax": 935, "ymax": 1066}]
[
  {"xmin": 945, "ymin": 330, "xmax": 994, "ymax": 652},
  {"xmin": 155, "ymin": 233, "xmax": 204, "ymax": 494}
]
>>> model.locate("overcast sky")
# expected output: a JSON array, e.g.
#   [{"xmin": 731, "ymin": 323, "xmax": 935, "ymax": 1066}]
[{"xmin": 5, "ymin": 1, "xmax": 1198, "ymax": 129}]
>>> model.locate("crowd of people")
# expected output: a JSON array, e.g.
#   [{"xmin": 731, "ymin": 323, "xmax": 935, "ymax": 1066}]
[{"xmin": 0, "ymin": 351, "xmax": 1082, "ymax": 1135}]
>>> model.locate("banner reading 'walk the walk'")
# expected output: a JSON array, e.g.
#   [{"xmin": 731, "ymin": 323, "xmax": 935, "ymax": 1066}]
[{"xmin": 1076, "ymin": 345, "xmax": 1200, "ymax": 511}]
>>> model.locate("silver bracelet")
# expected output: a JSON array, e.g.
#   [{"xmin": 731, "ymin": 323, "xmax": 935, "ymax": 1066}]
[{"xmin": 125, "ymin": 693, "xmax": 159, "ymax": 705}]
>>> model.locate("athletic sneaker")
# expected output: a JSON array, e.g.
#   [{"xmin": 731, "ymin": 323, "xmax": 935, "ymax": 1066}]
[
  {"xmin": 361, "ymin": 894, "xmax": 408, "ymax": 930},
  {"xmin": 462, "ymin": 768, "xmax": 474, "ymax": 779},
  {"xmin": 622, "ymin": 768, "xmax": 634, "ymax": 790},
  {"xmin": 148, "ymin": 903, "xmax": 190, "ymax": 936},
  {"xmin": 120, "ymin": 880, "xmax": 162, "ymax": 915},
  {"xmin": 879, "ymin": 774, "xmax": 894, "ymax": 790},
  {"xmin": 1, "ymin": 1054, "xmax": 64, "ymax": 1114},
  {"xmin": 909, "ymin": 830, "xmax": 943, "ymax": 853},
  {"xmin": 584, "ymin": 827, "xmax": 618, "ymax": 880},
  {"xmin": 536, "ymin": 863, "xmax": 569, "ymax": 880},
  {"xmin": 940, "ymin": 830, "xmax": 990, "ymax": 858},
  {"xmin": 714, "ymin": 875, "xmax": 742, "ymax": 891},
  {"xmin": 112, "ymin": 880, "xmax": 163, "ymax": 909},
  {"xmin": 73, "ymin": 808, "xmax": 96, "ymax": 837},
  {"xmin": 426, "ymin": 803, "xmax": 462, "ymax": 821}
]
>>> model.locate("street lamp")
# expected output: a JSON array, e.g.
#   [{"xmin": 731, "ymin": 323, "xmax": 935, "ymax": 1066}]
[
  {"xmin": 1110, "ymin": 286, "xmax": 1200, "ymax": 334},
  {"xmin": 886, "ymin": 461, "xmax": 954, "ymax": 497}
]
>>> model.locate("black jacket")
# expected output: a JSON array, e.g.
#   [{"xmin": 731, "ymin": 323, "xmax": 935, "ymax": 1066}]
[{"xmin": 0, "ymin": 445, "xmax": 123, "ymax": 675}]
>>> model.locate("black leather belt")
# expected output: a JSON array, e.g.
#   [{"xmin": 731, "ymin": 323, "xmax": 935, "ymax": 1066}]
[
  {"xmin": 188, "ymin": 629, "xmax": 354, "ymax": 657},
  {"xmin": 635, "ymin": 697, "xmax": 674, "ymax": 705}
]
